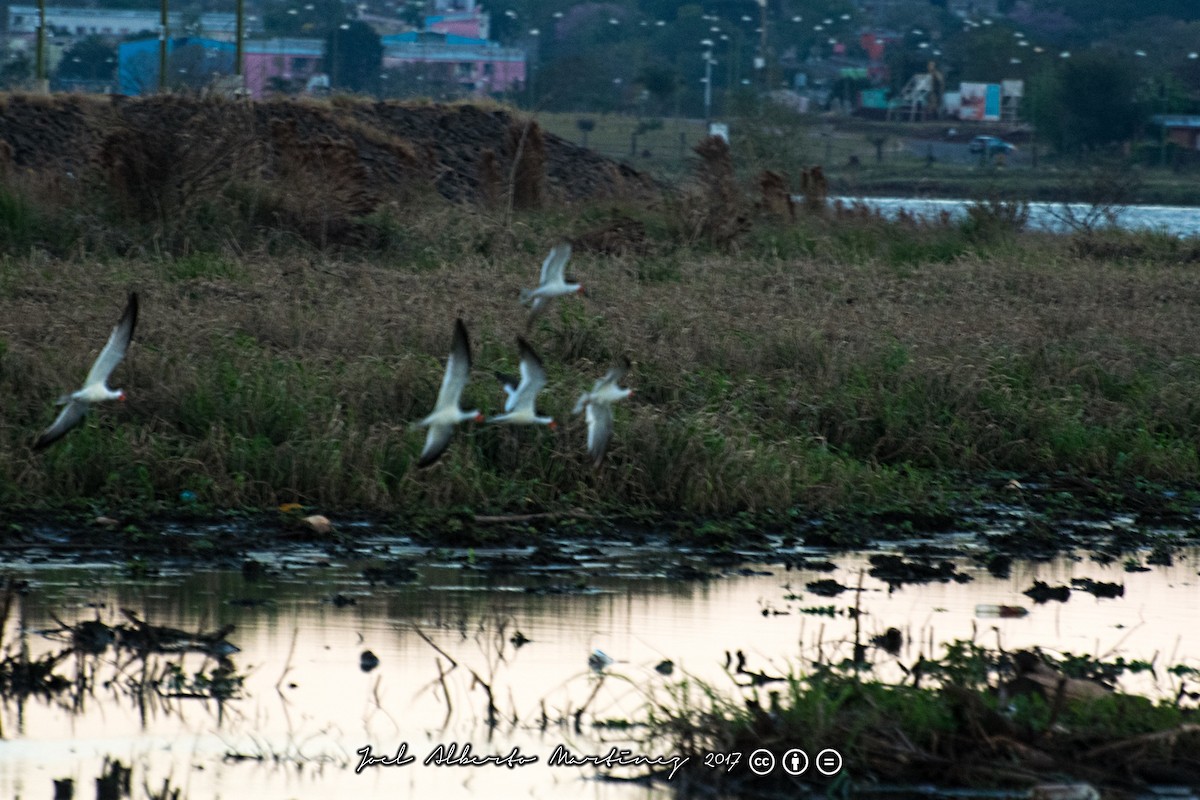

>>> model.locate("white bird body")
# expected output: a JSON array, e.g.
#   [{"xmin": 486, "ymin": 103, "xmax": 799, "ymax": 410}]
[
  {"xmin": 35, "ymin": 292, "xmax": 138, "ymax": 450},
  {"xmin": 415, "ymin": 319, "xmax": 483, "ymax": 468},
  {"xmin": 489, "ymin": 338, "xmax": 555, "ymax": 428},
  {"xmin": 573, "ymin": 357, "xmax": 633, "ymax": 465},
  {"xmin": 519, "ymin": 243, "xmax": 582, "ymax": 322},
  {"xmin": 71, "ymin": 383, "xmax": 124, "ymax": 404}
]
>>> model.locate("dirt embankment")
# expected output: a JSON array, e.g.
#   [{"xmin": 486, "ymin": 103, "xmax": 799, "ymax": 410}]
[{"xmin": 0, "ymin": 93, "xmax": 656, "ymax": 209}]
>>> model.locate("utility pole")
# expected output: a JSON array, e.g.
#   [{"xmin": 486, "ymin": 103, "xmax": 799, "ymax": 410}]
[
  {"xmin": 235, "ymin": 0, "xmax": 244, "ymax": 81},
  {"xmin": 158, "ymin": 0, "xmax": 168, "ymax": 91},
  {"xmin": 35, "ymin": 0, "xmax": 46, "ymax": 85}
]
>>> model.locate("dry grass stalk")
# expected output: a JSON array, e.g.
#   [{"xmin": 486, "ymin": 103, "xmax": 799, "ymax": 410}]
[
  {"xmin": 477, "ymin": 148, "xmax": 503, "ymax": 210},
  {"xmin": 757, "ymin": 170, "xmax": 795, "ymax": 222},
  {"xmin": 506, "ymin": 118, "xmax": 545, "ymax": 211},
  {"xmin": 799, "ymin": 165, "xmax": 827, "ymax": 212},
  {"xmin": 690, "ymin": 135, "xmax": 748, "ymax": 247}
]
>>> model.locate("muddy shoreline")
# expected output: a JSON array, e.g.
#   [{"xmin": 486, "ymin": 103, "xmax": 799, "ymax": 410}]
[{"xmin": 5, "ymin": 473, "xmax": 1197, "ymax": 578}]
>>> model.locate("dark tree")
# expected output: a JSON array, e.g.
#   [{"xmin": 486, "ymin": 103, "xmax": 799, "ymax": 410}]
[
  {"xmin": 325, "ymin": 21, "xmax": 383, "ymax": 93},
  {"xmin": 1028, "ymin": 51, "xmax": 1146, "ymax": 153},
  {"xmin": 0, "ymin": 53, "xmax": 32, "ymax": 89},
  {"xmin": 57, "ymin": 36, "xmax": 118, "ymax": 81},
  {"xmin": 636, "ymin": 63, "xmax": 678, "ymax": 110}
]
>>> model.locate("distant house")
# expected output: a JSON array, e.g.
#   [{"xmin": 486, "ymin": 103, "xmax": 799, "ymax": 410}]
[
  {"xmin": 1154, "ymin": 115, "xmax": 1200, "ymax": 150},
  {"xmin": 381, "ymin": 30, "xmax": 525, "ymax": 94},
  {"xmin": 118, "ymin": 36, "xmax": 235, "ymax": 95},
  {"xmin": 425, "ymin": 9, "xmax": 489, "ymax": 40},
  {"xmin": 243, "ymin": 38, "xmax": 323, "ymax": 97},
  {"xmin": 426, "ymin": 0, "xmax": 487, "ymax": 38},
  {"xmin": 7, "ymin": 5, "xmax": 253, "ymax": 40},
  {"xmin": 118, "ymin": 35, "xmax": 324, "ymax": 98}
]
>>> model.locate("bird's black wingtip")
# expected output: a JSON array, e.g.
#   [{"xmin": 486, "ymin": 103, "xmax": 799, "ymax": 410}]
[
  {"xmin": 451, "ymin": 317, "xmax": 471, "ymax": 362},
  {"xmin": 416, "ymin": 450, "xmax": 443, "ymax": 469},
  {"xmin": 516, "ymin": 336, "xmax": 543, "ymax": 366},
  {"xmin": 122, "ymin": 291, "xmax": 139, "ymax": 334}
]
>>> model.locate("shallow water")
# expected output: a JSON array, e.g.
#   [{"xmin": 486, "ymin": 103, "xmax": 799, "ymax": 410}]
[
  {"xmin": 830, "ymin": 196, "xmax": 1200, "ymax": 237},
  {"xmin": 3, "ymin": 534, "xmax": 1200, "ymax": 799}
]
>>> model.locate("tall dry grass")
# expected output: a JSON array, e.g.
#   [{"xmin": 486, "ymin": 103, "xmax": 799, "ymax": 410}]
[
  {"xmin": 1, "ymin": 194, "xmax": 1200, "ymax": 515},
  {"xmin": 2, "ymin": 97, "xmax": 1200, "ymax": 516}
]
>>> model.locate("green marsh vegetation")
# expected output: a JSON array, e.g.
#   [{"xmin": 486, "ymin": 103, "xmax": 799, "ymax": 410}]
[
  {"xmin": 1, "ymin": 95, "xmax": 1200, "ymax": 524},
  {"xmin": 641, "ymin": 640, "xmax": 1200, "ymax": 792}
]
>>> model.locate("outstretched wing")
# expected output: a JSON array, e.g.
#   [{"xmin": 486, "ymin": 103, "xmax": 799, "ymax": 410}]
[
  {"xmin": 433, "ymin": 318, "xmax": 472, "ymax": 413},
  {"xmin": 512, "ymin": 337, "xmax": 548, "ymax": 412},
  {"xmin": 83, "ymin": 292, "xmax": 138, "ymax": 390},
  {"xmin": 594, "ymin": 355, "xmax": 632, "ymax": 392},
  {"xmin": 34, "ymin": 400, "xmax": 89, "ymax": 450},
  {"xmin": 417, "ymin": 424, "xmax": 455, "ymax": 468},
  {"xmin": 572, "ymin": 391, "xmax": 590, "ymax": 416},
  {"xmin": 538, "ymin": 243, "xmax": 572, "ymax": 285},
  {"xmin": 586, "ymin": 402, "xmax": 614, "ymax": 466}
]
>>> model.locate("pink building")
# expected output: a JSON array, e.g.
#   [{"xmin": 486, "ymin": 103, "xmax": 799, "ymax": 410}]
[
  {"xmin": 382, "ymin": 30, "xmax": 525, "ymax": 94},
  {"xmin": 426, "ymin": 10, "xmax": 489, "ymax": 39},
  {"xmin": 242, "ymin": 38, "xmax": 324, "ymax": 98},
  {"xmin": 426, "ymin": 0, "xmax": 488, "ymax": 38}
]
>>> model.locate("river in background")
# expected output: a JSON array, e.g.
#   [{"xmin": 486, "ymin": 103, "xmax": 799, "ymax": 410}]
[
  {"xmin": 831, "ymin": 196, "xmax": 1200, "ymax": 237},
  {"xmin": 2, "ymin": 530, "xmax": 1199, "ymax": 800}
]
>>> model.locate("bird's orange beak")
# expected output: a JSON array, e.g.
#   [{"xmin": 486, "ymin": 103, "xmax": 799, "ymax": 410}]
[
  {"xmin": 548, "ymin": 420, "xmax": 558, "ymax": 430},
  {"xmin": 118, "ymin": 392, "xmax": 127, "ymax": 402},
  {"xmin": 474, "ymin": 412, "xmax": 485, "ymax": 422}
]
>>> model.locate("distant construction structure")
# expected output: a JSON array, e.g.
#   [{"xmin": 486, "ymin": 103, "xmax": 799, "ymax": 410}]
[{"xmin": 888, "ymin": 61, "xmax": 944, "ymax": 120}]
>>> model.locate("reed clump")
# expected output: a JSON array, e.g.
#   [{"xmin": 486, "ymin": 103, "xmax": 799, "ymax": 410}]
[{"xmin": 645, "ymin": 642, "xmax": 1200, "ymax": 793}]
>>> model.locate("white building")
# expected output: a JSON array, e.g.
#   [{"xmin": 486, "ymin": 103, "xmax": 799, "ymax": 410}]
[{"xmin": 6, "ymin": 6, "xmax": 259, "ymax": 40}]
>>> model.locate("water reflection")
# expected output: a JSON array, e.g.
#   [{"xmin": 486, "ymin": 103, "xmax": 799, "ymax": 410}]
[{"xmin": 2, "ymin": 542, "xmax": 1199, "ymax": 799}]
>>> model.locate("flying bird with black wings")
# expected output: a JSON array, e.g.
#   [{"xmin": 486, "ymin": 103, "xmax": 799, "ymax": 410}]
[
  {"xmin": 414, "ymin": 318, "xmax": 484, "ymax": 468},
  {"xmin": 34, "ymin": 292, "xmax": 139, "ymax": 450}
]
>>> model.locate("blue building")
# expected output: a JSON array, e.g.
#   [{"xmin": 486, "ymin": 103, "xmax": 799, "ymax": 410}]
[{"xmin": 118, "ymin": 36, "xmax": 235, "ymax": 95}]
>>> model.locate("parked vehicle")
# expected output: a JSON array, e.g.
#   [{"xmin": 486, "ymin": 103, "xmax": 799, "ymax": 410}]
[{"xmin": 969, "ymin": 135, "xmax": 1016, "ymax": 154}]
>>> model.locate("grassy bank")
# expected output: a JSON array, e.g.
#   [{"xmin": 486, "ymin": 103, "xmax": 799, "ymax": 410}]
[
  {"xmin": 3, "ymin": 100, "xmax": 1200, "ymax": 521},
  {"xmin": 644, "ymin": 642, "xmax": 1200, "ymax": 793}
]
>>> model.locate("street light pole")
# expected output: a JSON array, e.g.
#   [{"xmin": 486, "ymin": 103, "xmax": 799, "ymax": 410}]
[
  {"xmin": 704, "ymin": 52, "xmax": 713, "ymax": 122},
  {"xmin": 701, "ymin": 38, "xmax": 714, "ymax": 124},
  {"xmin": 757, "ymin": 0, "xmax": 767, "ymax": 88}
]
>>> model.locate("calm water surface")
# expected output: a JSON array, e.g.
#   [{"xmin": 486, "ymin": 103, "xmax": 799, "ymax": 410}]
[
  {"xmin": 3, "ymin": 535, "xmax": 1199, "ymax": 799},
  {"xmin": 832, "ymin": 196, "xmax": 1200, "ymax": 237}
]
